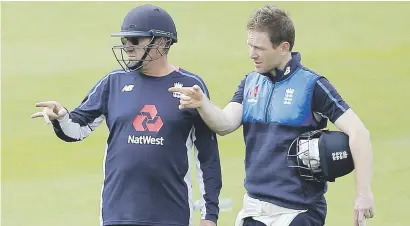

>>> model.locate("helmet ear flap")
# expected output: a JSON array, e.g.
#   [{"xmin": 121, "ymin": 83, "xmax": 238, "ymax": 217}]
[{"xmin": 150, "ymin": 36, "xmax": 174, "ymax": 56}]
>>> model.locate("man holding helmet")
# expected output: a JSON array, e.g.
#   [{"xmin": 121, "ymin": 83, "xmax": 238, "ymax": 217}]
[{"xmin": 169, "ymin": 4, "xmax": 374, "ymax": 226}]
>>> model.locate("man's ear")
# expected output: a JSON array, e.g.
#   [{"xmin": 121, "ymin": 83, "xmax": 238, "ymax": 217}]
[{"xmin": 280, "ymin": 42, "xmax": 291, "ymax": 55}]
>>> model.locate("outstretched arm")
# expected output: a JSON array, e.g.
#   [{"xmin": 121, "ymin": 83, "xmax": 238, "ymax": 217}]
[
  {"xmin": 197, "ymin": 98, "xmax": 242, "ymax": 136},
  {"xmin": 31, "ymin": 75, "xmax": 110, "ymax": 142},
  {"xmin": 168, "ymin": 77, "xmax": 246, "ymax": 136}
]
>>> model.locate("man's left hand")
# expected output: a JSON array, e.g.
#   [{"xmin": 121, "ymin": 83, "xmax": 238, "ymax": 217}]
[
  {"xmin": 354, "ymin": 188, "xmax": 375, "ymax": 226},
  {"xmin": 200, "ymin": 219, "xmax": 216, "ymax": 226}
]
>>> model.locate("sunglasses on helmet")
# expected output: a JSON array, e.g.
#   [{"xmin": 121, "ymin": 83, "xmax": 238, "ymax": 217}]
[{"xmin": 121, "ymin": 37, "xmax": 140, "ymax": 46}]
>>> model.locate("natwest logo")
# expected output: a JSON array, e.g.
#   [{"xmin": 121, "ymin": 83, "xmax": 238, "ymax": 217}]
[
  {"xmin": 129, "ymin": 105, "xmax": 165, "ymax": 146},
  {"xmin": 133, "ymin": 105, "xmax": 163, "ymax": 132},
  {"xmin": 128, "ymin": 135, "xmax": 164, "ymax": 145}
]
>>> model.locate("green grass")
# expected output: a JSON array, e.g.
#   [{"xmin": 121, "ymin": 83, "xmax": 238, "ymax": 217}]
[{"xmin": 2, "ymin": 1, "xmax": 410, "ymax": 226}]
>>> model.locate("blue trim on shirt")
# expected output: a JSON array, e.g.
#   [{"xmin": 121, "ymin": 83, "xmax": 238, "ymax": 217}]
[{"xmin": 317, "ymin": 80, "xmax": 347, "ymax": 112}]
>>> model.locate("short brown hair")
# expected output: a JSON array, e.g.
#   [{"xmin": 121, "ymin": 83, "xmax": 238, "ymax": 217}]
[{"xmin": 247, "ymin": 4, "xmax": 295, "ymax": 51}]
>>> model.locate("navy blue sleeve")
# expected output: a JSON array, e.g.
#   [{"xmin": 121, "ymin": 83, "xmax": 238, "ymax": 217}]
[
  {"xmin": 70, "ymin": 75, "xmax": 110, "ymax": 125},
  {"xmin": 52, "ymin": 74, "xmax": 110, "ymax": 142},
  {"xmin": 193, "ymin": 89, "xmax": 222, "ymax": 224},
  {"xmin": 230, "ymin": 76, "xmax": 246, "ymax": 104},
  {"xmin": 312, "ymin": 77, "xmax": 350, "ymax": 123}
]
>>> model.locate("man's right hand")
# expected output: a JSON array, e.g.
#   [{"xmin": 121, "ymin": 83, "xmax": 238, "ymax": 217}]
[
  {"xmin": 168, "ymin": 85, "xmax": 206, "ymax": 109},
  {"xmin": 31, "ymin": 101, "xmax": 68, "ymax": 124}
]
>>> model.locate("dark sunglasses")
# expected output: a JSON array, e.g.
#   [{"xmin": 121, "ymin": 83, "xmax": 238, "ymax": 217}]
[{"xmin": 121, "ymin": 37, "xmax": 140, "ymax": 45}]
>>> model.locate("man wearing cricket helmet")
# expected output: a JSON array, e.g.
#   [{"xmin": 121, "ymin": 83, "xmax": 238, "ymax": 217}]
[
  {"xmin": 111, "ymin": 4, "xmax": 178, "ymax": 72},
  {"xmin": 32, "ymin": 4, "xmax": 222, "ymax": 226}
]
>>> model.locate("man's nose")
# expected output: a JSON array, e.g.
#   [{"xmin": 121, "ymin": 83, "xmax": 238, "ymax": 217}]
[
  {"xmin": 249, "ymin": 48, "xmax": 257, "ymax": 59},
  {"xmin": 124, "ymin": 41, "xmax": 135, "ymax": 52}
]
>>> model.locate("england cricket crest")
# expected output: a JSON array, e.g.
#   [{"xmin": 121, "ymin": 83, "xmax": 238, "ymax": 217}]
[
  {"xmin": 172, "ymin": 82, "xmax": 183, "ymax": 99},
  {"xmin": 284, "ymin": 88, "xmax": 295, "ymax": 105}
]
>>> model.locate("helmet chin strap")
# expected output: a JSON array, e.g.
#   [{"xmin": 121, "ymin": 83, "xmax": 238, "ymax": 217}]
[
  {"xmin": 127, "ymin": 37, "xmax": 157, "ymax": 71},
  {"xmin": 127, "ymin": 38, "xmax": 155, "ymax": 71}
]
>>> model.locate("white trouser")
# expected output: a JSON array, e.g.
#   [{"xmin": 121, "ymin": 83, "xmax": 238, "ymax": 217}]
[{"xmin": 235, "ymin": 193, "xmax": 307, "ymax": 226}]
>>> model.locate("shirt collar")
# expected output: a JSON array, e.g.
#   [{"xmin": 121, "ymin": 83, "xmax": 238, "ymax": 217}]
[{"xmin": 264, "ymin": 52, "xmax": 302, "ymax": 82}]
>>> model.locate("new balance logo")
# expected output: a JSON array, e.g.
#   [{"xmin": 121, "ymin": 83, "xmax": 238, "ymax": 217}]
[
  {"xmin": 284, "ymin": 88, "xmax": 295, "ymax": 105},
  {"xmin": 122, "ymin": 84, "xmax": 134, "ymax": 92},
  {"xmin": 284, "ymin": 66, "xmax": 291, "ymax": 75},
  {"xmin": 332, "ymin": 151, "xmax": 348, "ymax": 161}
]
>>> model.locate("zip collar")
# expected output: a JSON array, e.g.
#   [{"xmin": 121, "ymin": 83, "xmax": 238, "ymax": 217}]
[{"xmin": 263, "ymin": 52, "xmax": 302, "ymax": 82}]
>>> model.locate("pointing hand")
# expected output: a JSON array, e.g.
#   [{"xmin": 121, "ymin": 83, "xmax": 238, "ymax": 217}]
[
  {"xmin": 31, "ymin": 101, "xmax": 67, "ymax": 124},
  {"xmin": 168, "ymin": 85, "xmax": 205, "ymax": 109}
]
